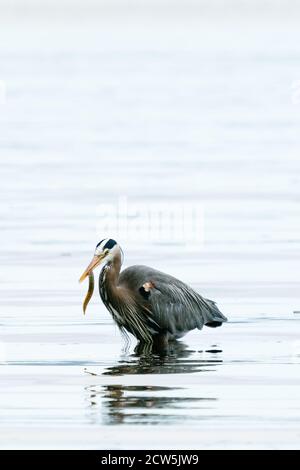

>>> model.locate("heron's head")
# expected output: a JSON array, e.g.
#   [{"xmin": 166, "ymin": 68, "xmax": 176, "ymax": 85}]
[{"xmin": 79, "ymin": 238, "xmax": 121, "ymax": 283}]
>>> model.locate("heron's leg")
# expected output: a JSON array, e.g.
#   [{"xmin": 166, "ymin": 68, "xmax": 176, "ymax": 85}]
[
  {"xmin": 153, "ymin": 333, "xmax": 169, "ymax": 349},
  {"xmin": 135, "ymin": 334, "xmax": 169, "ymax": 356}
]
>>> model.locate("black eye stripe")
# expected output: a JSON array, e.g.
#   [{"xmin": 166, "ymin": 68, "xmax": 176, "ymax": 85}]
[
  {"xmin": 103, "ymin": 239, "xmax": 117, "ymax": 250},
  {"xmin": 96, "ymin": 239, "xmax": 117, "ymax": 250}
]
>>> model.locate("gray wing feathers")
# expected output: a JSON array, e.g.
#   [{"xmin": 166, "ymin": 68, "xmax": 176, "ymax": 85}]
[
  {"xmin": 150, "ymin": 280, "xmax": 227, "ymax": 333},
  {"xmin": 119, "ymin": 265, "xmax": 227, "ymax": 336}
]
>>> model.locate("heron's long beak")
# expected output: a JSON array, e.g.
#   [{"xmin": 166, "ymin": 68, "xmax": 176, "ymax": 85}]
[{"xmin": 79, "ymin": 254, "xmax": 106, "ymax": 283}]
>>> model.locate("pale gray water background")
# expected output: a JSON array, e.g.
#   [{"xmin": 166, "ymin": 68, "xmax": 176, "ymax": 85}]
[{"xmin": 0, "ymin": 0, "xmax": 300, "ymax": 449}]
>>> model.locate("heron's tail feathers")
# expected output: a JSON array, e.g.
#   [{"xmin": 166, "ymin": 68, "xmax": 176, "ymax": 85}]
[
  {"xmin": 203, "ymin": 298, "xmax": 228, "ymax": 328},
  {"xmin": 205, "ymin": 321, "xmax": 223, "ymax": 328}
]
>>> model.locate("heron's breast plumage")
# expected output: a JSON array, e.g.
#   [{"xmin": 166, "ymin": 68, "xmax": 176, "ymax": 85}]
[{"xmin": 99, "ymin": 265, "xmax": 155, "ymax": 342}]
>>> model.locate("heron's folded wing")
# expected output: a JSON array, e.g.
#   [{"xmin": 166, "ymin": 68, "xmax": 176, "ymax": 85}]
[{"xmin": 140, "ymin": 279, "xmax": 227, "ymax": 335}]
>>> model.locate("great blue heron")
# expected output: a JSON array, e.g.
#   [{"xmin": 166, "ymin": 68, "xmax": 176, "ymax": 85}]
[{"xmin": 79, "ymin": 238, "xmax": 227, "ymax": 345}]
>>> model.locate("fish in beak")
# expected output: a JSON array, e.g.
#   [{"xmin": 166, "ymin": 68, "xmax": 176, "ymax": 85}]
[{"xmin": 79, "ymin": 253, "xmax": 107, "ymax": 314}]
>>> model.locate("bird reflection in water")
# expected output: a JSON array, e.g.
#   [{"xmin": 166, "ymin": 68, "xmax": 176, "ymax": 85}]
[
  {"xmin": 84, "ymin": 341, "xmax": 222, "ymax": 425},
  {"xmin": 104, "ymin": 340, "xmax": 222, "ymax": 376}
]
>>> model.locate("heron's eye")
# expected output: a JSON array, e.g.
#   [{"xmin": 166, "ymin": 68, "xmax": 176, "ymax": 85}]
[{"xmin": 104, "ymin": 249, "xmax": 110, "ymax": 255}]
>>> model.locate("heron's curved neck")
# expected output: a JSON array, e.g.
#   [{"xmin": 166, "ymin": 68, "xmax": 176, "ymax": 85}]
[
  {"xmin": 106, "ymin": 253, "xmax": 121, "ymax": 284},
  {"xmin": 99, "ymin": 252, "xmax": 122, "ymax": 303}
]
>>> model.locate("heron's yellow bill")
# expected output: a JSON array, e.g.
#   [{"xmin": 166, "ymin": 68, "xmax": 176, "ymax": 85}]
[{"xmin": 79, "ymin": 254, "xmax": 103, "ymax": 283}]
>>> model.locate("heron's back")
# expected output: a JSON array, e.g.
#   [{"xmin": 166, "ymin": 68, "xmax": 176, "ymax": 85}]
[{"xmin": 118, "ymin": 264, "xmax": 227, "ymax": 335}]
